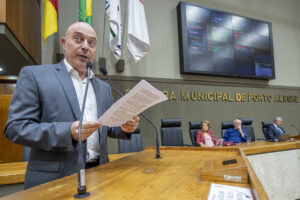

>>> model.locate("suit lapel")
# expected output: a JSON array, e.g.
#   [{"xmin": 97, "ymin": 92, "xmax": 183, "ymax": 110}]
[
  {"xmin": 91, "ymin": 77, "xmax": 103, "ymax": 118},
  {"xmin": 54, "ymin": 61, "xmax": 81, "ymax": 120}
]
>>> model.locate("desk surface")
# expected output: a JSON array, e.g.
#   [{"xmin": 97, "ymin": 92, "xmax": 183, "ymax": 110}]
[
  {"xmin": 0, "ymin": 153, "xmax": 133, "ymax": 186},
  {"xmin": 1, "ymin": 148, "xmax": 250, "ymax": 200},
  {"xmin": 0, "ymin": 162, "xmax": 27, "ymax": 185},
  {"xmin": 1, "ymin": 140, "xmax": 300, "ymax": 199},
  {"xmin": 238, "ymin": 140, "xmax": 300, "ymax": 155}
]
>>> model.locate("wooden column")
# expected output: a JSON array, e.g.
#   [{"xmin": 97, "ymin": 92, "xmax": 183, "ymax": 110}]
[{"xmin": 0, "ymin": 84, "xmax": 23, "ymax": 163}]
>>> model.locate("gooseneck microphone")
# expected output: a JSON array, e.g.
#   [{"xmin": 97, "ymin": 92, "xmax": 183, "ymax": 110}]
[
  {"xmin": 291, "ymin": 124, "xmax": 300, "ymax": 135},
  {"xmin": 74, "ymin": 61, "xmax": 93, "ymax": 198},
  {"xmin": 100, "ymin": 67, "xmax": 161, "ymax": 159}
]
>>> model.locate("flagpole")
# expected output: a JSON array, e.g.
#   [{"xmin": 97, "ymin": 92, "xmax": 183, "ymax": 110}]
[
  {"xmin": 120, "ymin": 0, "xmax": 128, "ymax": 60},
  {"xmin": 102, "ymin": 4, "xmax": 107, "ymax": 57}
]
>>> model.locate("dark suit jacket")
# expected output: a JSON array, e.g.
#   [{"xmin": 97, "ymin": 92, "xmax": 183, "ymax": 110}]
[
  {"xmin": 266, "ymin": 124, "xmax": 285, "ymax": 140},
  {"xmin": 4, "ymin": 61, "xmax": 130, "ymax": 189}
]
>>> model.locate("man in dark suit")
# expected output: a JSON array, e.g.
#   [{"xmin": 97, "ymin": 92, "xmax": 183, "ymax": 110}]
[
  {"xmin": 4, "ymin": 22, "xmax": 139, "ymax": 189},
  {"xmin": 266, "ymin": 117, "xmax": 285, "ymax": 140}
]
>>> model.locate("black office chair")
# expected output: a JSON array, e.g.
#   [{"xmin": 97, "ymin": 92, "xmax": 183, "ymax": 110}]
[
  {"xmin": 22, "ymin": 146, "xmax": 31, "ymax": 161},
  {"xmin": 262, "ymin": 121, "xmax": 273, "ymax": 140},
  {"xmin": 161, "ymin": 118, "xmax": 184, "ymax": 146},
  {"xmin": 118, "ymin": 126, "xmax": 143, "ymax": 153},
  {"xmin": 221, "ymin": 121, "xmax": 234, "ymax": 138},
  {"xmin": 239, "ymin": 118, "xmax": 255, "ymax": 141},
  {"xmin": 189, "ymin": 121, "xmax": 201, "ymax": 146}
]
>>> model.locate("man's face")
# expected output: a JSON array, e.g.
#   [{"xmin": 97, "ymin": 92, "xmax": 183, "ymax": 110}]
[
  {"xmin": 62, "ymin": 23, "xmax": 97, "ymax": 73},
  {"xmin": 234, "ymin": 120, "xmax": 242, "ymax": 129},
  {"xmin": 275, "ymin": 120, "xmax": 283, "ymax": 126}
]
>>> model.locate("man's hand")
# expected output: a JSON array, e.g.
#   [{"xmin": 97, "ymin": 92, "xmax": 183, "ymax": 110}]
[
  {"xmin": 121, "ymin": 116, "xmax": 140, "ymax": 133},
  {"xmin": 71, "ymin": 121, "xmax": 102, "ymax": 141},
  {"xmin": 238, "ymin": 126, "xmax": 245, "ymax": 137}
]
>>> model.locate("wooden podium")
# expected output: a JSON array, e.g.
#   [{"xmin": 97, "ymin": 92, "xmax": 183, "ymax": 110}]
[
  {"xmin": 201, "ymin": 156, "xmax": 248, "ymax": 184},
  {"xmin": 1, "ymin": 146, "xmax": 267, "ymax": 200}
]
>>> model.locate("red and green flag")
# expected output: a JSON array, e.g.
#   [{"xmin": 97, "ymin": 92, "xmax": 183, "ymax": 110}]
[{"xmin": 42, "ymin": 0, "xmax": 58, "ymax": 44}]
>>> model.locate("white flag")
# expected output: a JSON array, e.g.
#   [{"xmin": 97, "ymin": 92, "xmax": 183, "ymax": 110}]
[
  {"xmin": 127, "ymin": 0, "xmax": 150, "ymax": 63},
  {"xmin": 105, "ymin": 0, "xmax": 122, "ymax": 60}
]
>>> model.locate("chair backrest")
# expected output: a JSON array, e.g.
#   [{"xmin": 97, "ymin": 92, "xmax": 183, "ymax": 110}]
[
  {"xmin": 189, "ymin": 121, "xmax": 202, "ymax": 146},
  {"xmin": 161, "ymin": 118, "xmax": 183, "ymax": 146},
  {"xmin": 240, "ymin": 118, "xmax": 255, "ymax": 141},
  {"xmin": 118, "ymin": 126, "xmax": 143, "ymax": 153},
  {"xmin": 221, "ymin": 121, "xmax": 234, "ymax": 138},
  {"xmin": 22, "ymin": 146, "xmax": 31, "ymax": 161},
  {"xmin": 262, "ymin": 121, "xmax": 273, "ymax": 140}
]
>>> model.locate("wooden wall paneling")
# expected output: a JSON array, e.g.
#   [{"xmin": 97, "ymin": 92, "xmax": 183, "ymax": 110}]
[
  {"xmin": 32, "ymin": 0, "xmax": 42, "ymax": 64},
  {"xmin": 22, "ymin": 1, "xmax": 29, "ymax": 55},
  {"xmin": 0, "ymin": 0, "xmax": 6, "ymax": 23},
  {"xmin": 6, "ymin": 0, "xmax": 41, "ymax": 64},
  {"xmin": 0, "ymin": 95, "xmax": 23, "ymax": 163},
  {"xmin": 6, "ymin": 0, "xmax": 17, "ymax": 38},
  {"xmin": 18, "ymin": 1, "xmax": 25, "ymax": 45},
  {"xmin": 0, "ymin": 83, "xmax": 23, "ymax": 163},
  {"xmin": 0, "ymin": 83, "xmax": 15, "ymax": 94},
  {"xmin": 31, "ymin": 0, "xmax": 41, "ymax": 64}
]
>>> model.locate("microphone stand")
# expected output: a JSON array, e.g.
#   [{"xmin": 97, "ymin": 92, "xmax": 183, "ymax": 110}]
[
  {"xmin": 101, "ymin": 68, "xmax": 161, "ymax": 159},
  {"xmin": 74, "ymin": 63, "xmax": 92, "ymax": 198}
]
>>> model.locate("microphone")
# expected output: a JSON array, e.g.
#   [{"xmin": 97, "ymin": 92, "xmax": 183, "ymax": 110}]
[
  {"xmin": 291, "ymin": 124, "xmax": 300, "ymax": 135},
  {"xmin": 100, "ymin": 67, "xmax": 161, "ymax": 159},
  {"xmin": 74, "ymin": 61, "xmax": 92, "ymax": 198}
]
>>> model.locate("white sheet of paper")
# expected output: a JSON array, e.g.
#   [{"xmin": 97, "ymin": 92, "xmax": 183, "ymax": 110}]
[
  {"xmin": 98, "ymin": 80, "xmax": 168, "ymax": 127},
  {"xmin": 207, "ymin": 183, "xmax": 253, "ymax": 200}
]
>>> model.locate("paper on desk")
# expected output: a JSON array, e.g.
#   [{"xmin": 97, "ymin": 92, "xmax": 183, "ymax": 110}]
[
  {"xmin": 98, "ymin": 80, "xmax": 168, "ymax": 127},
  {"xmin": 207, "ymin": 183, "xmax": 253, "ymax": 200}
]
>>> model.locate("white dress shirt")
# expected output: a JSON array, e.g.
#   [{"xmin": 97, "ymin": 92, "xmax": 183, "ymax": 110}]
[
  {"xmin": 64, "ymin": 59, "xmax": 100, "ymax": 162},
  {"xmin": 204, "ymin": 134, "xmax": 214, "ymax": 147},
  {"xmin": 273, "ymin": 123, "xmax": 284, "ymax": 135}
]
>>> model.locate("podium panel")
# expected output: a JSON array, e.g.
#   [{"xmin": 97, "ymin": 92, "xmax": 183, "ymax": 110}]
[{"xmin": 248, "ymin": 149, "xmax": 300, "ymax": 200}]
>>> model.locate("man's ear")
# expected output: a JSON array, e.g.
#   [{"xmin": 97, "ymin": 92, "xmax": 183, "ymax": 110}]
[{"xmin": 61, "ymin": 38, "xmax": 67, "ymax": 48}]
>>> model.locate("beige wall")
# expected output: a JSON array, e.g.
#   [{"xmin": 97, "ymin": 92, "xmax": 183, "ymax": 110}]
[
  {"xmin": 42, "ymin": 0, "xmax": 300, "ymax": 87},
  {"xmin": 40, "ymin": 0, "xmax": 300, "ymax": 153},
  {"xmin": 105, "ymin": 77, "xmax": 300, "ymax": 153}
]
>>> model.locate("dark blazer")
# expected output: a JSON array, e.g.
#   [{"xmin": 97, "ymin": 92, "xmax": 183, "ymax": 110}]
[
  {"xmin": 266, "ymin": 124, "xmax": 285, "ymax": 140},
  {"xmin": 4, "ymin": 61, "xmax": 130, "ymax": 189}
]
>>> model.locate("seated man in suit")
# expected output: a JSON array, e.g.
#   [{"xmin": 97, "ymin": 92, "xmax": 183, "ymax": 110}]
[
  {"xmin": 266, "ymin": 117, "xmax": 285, "ymax": 140},
  {"xmin": 223, "ymin": 119, "xmax": 248, "ymax": 143},
  {"xmin": 4, "ymin": 22, "xmax": 139, "ymax": 189}
]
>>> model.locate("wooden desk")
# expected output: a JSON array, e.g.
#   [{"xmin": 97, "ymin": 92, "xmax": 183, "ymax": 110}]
[
  {"xmin": 1, "ymin": 147, "xmax": 251, "ymax": 200},
  {"xmin": 0, "ymin": 153, "xmax": 134, "ymax": 186},
  {"xmin": 2, "ymin": 141, "xmax": 300, "ymax": 199},
  {"xmin": 108, "ymin": 153, "xmax": 134, "ymax": 162},
  {"xmin": 0, "ymin": 162, "xmax": 27, "ymax": 185},
  {"xmin": 238, "ymin": 140, "xmax": 300, "ymax": 155}
]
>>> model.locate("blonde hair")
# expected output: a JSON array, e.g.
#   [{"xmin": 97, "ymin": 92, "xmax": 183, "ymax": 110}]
[{"xmin": 201, "ymin": 120, "xmax": 211, "ymax": 128}]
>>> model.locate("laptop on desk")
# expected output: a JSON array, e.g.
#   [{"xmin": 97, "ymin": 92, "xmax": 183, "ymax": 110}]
[
  {"xmin": 278, "ymin": 133, "xmax": 291, "ymax": 141},
  {"xmin": 267, "ymin": 133, "xmax": 291, "ymax": 142}
]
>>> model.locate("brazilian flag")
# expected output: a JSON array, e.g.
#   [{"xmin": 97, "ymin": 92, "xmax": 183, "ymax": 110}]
[{"xmin": 79, "ymin": 0, "xmax": 92, "ymax": 26}]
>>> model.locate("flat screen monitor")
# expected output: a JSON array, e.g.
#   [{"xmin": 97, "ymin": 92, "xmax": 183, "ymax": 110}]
[{"xmin": 177, "ymin": 2, "xmax": 275, "ymax": 80}]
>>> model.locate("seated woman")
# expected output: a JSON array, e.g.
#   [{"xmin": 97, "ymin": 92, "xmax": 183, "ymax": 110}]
[{"xmin": 196, "ymin": 120, "xmax": 219, "ymax": 147}]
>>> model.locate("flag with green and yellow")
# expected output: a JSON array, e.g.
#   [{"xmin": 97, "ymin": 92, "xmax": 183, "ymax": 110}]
[{"xmin": 79, "ymin": 0, "xmax": 92, "ymax": 26}]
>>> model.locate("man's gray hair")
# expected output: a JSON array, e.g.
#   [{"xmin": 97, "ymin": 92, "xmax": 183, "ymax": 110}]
[
  {"xmin": 274, "ymin": 116, "xmax": 282, "ymax": 122},
  {"xmin": 234, "ymin": 119, "xmax": 242, "ymax": 123}
]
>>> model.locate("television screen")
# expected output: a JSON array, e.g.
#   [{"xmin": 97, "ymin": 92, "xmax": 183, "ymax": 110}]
[{"xmin": 177, "ymin": 2, "xmax": 275, "ymax": 79}]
